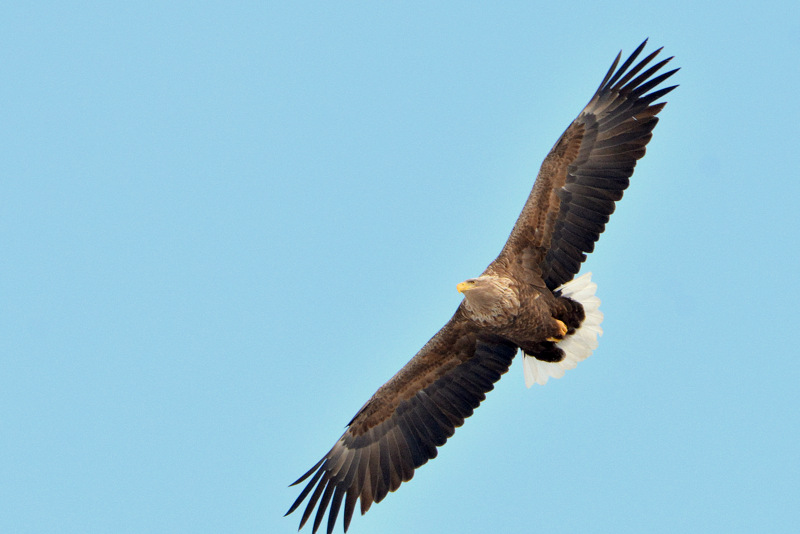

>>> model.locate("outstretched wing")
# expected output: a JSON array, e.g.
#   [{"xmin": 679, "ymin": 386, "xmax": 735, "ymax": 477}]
[
  {"xmin": 493, "ymin": 39, "xmax": 678, "ymax": 290},
  {"xmin": 286, "ymin": 308, "xmax": 518, "ymax": 534}
]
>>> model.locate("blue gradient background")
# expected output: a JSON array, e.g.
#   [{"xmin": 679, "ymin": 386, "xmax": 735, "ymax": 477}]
[{"xmin": 2, "ymin": 2, "xmax": 799, "ymax": 533}]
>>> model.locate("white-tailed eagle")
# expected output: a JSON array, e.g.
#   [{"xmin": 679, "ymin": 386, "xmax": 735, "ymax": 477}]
[{"xmin": 286, "ymin": 40, "xmax": 678, "ymax": 534}]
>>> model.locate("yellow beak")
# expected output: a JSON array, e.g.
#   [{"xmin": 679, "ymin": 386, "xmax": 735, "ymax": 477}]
[{"xmin": 456, "ymin": 281, "xmax": 472, "ymax": 293}]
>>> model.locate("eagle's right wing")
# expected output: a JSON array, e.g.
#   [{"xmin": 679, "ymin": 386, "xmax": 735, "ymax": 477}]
[{"xmin": 286, "ymin": 308, "xmax": 518, "ymax": 534}]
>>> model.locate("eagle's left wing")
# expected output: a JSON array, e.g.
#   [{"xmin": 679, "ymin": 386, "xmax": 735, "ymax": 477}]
[{"xmin": 491, "ymin": 40, "xmax": 678, "ymax": 289}]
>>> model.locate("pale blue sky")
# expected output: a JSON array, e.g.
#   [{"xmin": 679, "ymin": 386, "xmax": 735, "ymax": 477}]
[{"xmin": 2, "ymin": 2, "xmax": 799, "ymax": 533}]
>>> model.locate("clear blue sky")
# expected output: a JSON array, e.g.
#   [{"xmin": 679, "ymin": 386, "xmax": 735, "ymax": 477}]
[{"xmin": 2, "ymin": 2, "xmax": 799, "ymax": 533}]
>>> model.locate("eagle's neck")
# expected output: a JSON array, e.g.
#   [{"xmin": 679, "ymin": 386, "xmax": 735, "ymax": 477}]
[{"xmin": 462, "ymin": 276, "xmax": 520, "ymax": 325}]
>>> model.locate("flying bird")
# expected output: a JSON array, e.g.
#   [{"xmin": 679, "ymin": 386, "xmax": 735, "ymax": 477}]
[{"xmin": 286, "ymin": 40, "xmax": 678, "ymax": 534}]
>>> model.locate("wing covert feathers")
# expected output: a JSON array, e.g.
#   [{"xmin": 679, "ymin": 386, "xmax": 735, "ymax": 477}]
[
  {"xmin": 496, "ymin": 39, "xmax": 678, "ymax": 290},
  {"xmin": 286, "ymin": 315, "xmax": 517, "ymax": 534}
]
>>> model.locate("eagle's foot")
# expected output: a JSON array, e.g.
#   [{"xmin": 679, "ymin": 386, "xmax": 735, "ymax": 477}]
[{"xmin": 546, "ymin": 319, "xmax": 569, "ymax": 342}]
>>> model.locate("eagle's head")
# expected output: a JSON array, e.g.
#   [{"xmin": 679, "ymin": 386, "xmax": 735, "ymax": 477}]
[{"xmin": 456, "ymin": 275, "xmax": 519, "ymax": 324}]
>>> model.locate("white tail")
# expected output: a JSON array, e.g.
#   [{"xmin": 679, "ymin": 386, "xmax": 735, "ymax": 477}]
[{"xmin": 523, "ymin": 272, "xmax": 603, "ymax": 388}]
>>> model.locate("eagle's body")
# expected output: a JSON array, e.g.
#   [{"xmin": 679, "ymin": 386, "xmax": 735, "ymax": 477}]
[
  {"xmin": 287, "ymin": 40, "xmax": 678, "ymax": 534},
  {"xmin": 459, "ymin": 275, "xmax": 581, "ymax": 347}
]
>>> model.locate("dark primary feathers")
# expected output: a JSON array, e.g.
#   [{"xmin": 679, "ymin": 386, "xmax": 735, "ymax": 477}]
[
  {"xmin": 287, "ymin": 306, "xmax": 517, "ymax": 533},
  {"xmin": 287, "ymin": 40, "xmax": 678, "ymax": 534},
  {"xmin": 286, "ymin": 311, "xmax": 517, "ymax": 534},
  {"xmin": 497, "ymin": 39, "xmax": 677, "ymax": 290}
]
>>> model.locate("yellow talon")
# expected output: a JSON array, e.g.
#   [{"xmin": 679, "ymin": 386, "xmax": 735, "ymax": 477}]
[{"xmin": 546, "ymin": 319, "xmax": 568, "ymax": 342}]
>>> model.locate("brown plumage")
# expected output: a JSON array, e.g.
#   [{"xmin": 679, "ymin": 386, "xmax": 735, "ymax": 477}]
[{"xmin": 286, "ymin": 40, "xmax": 678, "ymax": 534}]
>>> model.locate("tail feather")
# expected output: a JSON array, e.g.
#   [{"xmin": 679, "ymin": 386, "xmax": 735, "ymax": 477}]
[{"xmin": 523, "ymin": 272, "xmax": 603, "ymax": 387}]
